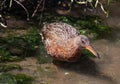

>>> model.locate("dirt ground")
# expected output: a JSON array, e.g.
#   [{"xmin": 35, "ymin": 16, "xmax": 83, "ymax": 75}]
[{"xmin": 7, "ymin": 40, "xmax": 120, "ymax": 84}]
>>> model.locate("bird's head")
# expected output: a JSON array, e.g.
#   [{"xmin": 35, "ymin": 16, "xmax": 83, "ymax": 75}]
[{"xmin": 74, "ymin": 35, "xmax": 99, "ymax": 58}]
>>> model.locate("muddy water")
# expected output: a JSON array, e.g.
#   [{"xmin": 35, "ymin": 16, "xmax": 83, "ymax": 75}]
[
  {"xmin": 37, "ymin": 41, "xmax": 120, "ymax": 84},
  {"xmin": 4, "ymin": 2, "xmax": 120, "ymax": 84},
  {"xmin": 36, "ymin": 2, "xmax": 120, "ymax": 84}
]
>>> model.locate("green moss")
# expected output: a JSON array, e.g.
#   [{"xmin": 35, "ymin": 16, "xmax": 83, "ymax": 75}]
[
  {"xmin": 36, "ymin": 44, "xmax": 52, "ymax": 64},
  {"xmin": 13, "ymin": 74, "xmax": 34, "ymax": 84},
  {"xmin": 37, "ymin": 13, "xmax": 111, "ymax": 39},
  {"xmin": 0, "ymin": 27, "xmax": 41, "ymax": 58},
  {"xmin": 78, "ymin": 29, "xmax": 88, "ymax": 35},
  {"xmin": 0, "ymin": 64, "xmax": 22, "ymax": 72},
  {"xmin": 0, "ymin": 73, "xmax": 34, "ymax": 84},
  {"xmin": 0, "ymin": 49, "xmax": 22, "ymax": 62},
  {"xmin": 22, "ymin": 27, "xmax": 41, "ymax": 51},
  {"xmin": 0, "ymin": 73, "xmax": 17, "ymax": 84},
  {"xmin": 0, "ymin": 13, "xmax": 112, "ymax": 63}
]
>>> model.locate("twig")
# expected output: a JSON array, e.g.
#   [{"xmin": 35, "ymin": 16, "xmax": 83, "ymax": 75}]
[
  {"xmin": 99, "ymin": 2, "xmax": 108, "ymax": 17},
  {"xmin": 95, "ymin": 0, "xmax": 99, "ymax": 8},
  {"xmin": 32, "ymin": 0, "xmax": 43, "ymax": 17},
  {"xmin": 14, "ymin": 0, "xmax": 30, "ymax": 21},
  {"xmin": 0, "ymin": 14, "xmax": 7, "ymax": 28},
  {"xmin": 75, "ymin": 0, "xmax": 87, "ymax": 4},
  {"xmin": 9, "ymin": 0, "xmax": 13, "ymax": 7},
  {"xmin": 39, "ymin": 0, "xmax": 45, "ymax": 26}
]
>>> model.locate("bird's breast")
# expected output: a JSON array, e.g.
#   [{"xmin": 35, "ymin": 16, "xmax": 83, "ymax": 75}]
[{"xmin": 45, "ymin": 40, "xmax": 81, "ymax": 61}]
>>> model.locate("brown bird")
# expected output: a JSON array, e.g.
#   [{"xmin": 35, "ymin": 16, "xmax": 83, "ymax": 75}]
[{"xmin": 40, "ymin": 22, "xmax": 99, "ymax": 62}]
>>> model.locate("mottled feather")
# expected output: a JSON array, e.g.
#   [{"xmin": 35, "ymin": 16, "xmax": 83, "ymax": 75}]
[{"xmin": 40, "ymin": 22, "xmax": 82, "ymax": 62}]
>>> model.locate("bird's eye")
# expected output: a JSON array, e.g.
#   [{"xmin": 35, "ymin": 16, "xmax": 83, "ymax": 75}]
[{"xmin": 82, "ymin": 40, "xmax": 85, "ymax": 44}]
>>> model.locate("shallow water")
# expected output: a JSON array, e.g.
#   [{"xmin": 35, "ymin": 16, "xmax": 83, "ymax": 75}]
[
  {"xmin": 36, "ymin": 2, "xmax": 120, "ymax": 84},
  {"xmin": 37, "ymin": 39, "xmax": 120, "ymax": 84}
]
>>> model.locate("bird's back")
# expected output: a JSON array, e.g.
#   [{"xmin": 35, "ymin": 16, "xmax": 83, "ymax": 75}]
[{"xmin": 41, "ymin": 22, "xmax": 78, "ymax": 41}]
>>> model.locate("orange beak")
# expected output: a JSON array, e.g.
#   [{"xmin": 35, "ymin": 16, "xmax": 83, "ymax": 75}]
[{"xmin": 85, "ymin": 45, "xmax": 100, "ymax": 58}]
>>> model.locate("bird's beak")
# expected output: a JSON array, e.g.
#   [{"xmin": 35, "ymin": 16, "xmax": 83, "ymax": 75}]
[{"xmin": 85, "ymin": 45, "xmax": 100, "ymax": 58}]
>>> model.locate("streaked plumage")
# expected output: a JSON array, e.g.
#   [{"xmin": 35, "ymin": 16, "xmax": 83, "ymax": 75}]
[{"xmin": 40, "ymin": 22, "xmax": 99, "ymax": 62}]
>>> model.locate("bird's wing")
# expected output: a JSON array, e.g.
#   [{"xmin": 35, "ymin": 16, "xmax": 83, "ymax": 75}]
[{"xmin": 41, "ymin": 22, "xmax": 78, "ymax": 41}]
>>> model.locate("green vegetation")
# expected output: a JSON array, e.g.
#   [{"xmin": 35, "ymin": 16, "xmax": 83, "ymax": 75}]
[
  {"xmin": 0, "ymin": 27, "xmax": 38, "ymax": 84},
  {"xmin": 0, "ymin": 64, "xmax": 22, "ymax": 72},
  {"xmin": 0, "ymin": 0, "xmax": 116, "ymax": 84},
  {"xmin": 39, "ymin": 13, "xmax": 111, "ymax": 39},
  {"xmin": 0, "ymin": 73, "xmax": 34, "ymax": 84},
  {"xmin": 13, "ymin": 74, "xmax": 34, "ymax": 84},
  {"xmin": 0, "ymin": 1, "xmax": 114, "ymax": 83},
  {"xmin": 0, "ymin": 27, "xmax": 41, "ymax": 61},
  {"xmin": 0, "ymin": 13, "xmax": 111, "ymax": 63},
  {"xmin": 22, "ymin": 27, "xmax": 41, "ymax": 55},
  {"xmin": 0, "ymin": 49, "xmax": 22, "ymax": 62}
]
